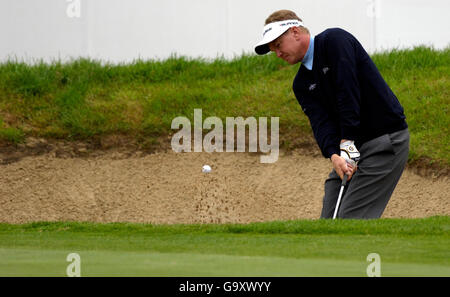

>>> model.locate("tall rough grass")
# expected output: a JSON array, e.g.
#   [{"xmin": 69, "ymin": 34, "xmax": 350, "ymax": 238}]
[{"xmin": 0, "ymin": 47, "xmax": 448, "ymax": 166}]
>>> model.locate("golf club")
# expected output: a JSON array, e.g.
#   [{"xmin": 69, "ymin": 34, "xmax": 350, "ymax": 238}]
[{"xmin": 332, "ymin": 174, "xmax": 348, "ymax": 219}]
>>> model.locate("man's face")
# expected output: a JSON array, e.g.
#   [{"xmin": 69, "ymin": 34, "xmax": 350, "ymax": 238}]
[{"xmin": 268, "ymin": 27, "xmax": 308, "ymax": 65}]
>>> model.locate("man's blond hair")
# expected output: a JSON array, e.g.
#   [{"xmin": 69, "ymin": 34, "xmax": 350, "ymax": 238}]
[{"xmin": 265, "ymin": 10, "xmax": 309, "ymax": 34}]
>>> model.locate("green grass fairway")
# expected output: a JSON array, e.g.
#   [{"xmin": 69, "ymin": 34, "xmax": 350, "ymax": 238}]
[{"xmin": 0, "ymin": 217, "xmax": 449, "ymax": 277}]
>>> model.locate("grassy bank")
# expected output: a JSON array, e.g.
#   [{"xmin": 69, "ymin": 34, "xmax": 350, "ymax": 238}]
[
  {"xmin": 0, "ymin": 217, "xmax": 449, "ymax": 276},
  {"xmin": 0, "ymin": 47, "xmax": 448, "ymax": 167}
]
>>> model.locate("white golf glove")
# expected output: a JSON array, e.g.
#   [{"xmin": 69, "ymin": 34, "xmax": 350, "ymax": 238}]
[{"xmin": 340, "ymin": 140, "xmax": 360, "ymax": 167}]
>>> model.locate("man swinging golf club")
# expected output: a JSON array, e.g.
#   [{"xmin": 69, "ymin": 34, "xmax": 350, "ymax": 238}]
[{"xmin": 254, "ymin": 10, "xmax": 410, "ymax": 219}]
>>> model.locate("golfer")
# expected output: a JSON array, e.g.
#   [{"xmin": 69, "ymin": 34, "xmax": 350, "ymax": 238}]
[{"xmin": 254, "ymin": 10, "xmax": 409, "ymax": 219}]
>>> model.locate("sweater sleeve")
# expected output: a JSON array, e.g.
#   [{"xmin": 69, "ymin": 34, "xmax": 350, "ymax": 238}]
[
  {"xmin": 293, "ymin": 86, "xmax": 340, "ymax": 158},
  {"xmin": 325, "ymin": 30, "xmax": 362, "ymax": 141}
]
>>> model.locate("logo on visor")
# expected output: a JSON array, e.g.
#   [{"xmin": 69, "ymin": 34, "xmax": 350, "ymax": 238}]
[
  {"xmin": 280, "ymin": 21, "xmax": 299, "ymax": 27},
  {"xmin": 263, "ymin": 27, "xmax": 272, "ymax": 36}
]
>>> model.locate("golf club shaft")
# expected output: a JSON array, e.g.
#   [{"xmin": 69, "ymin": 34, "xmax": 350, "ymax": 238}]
[{"xmin": 332, "ymin": 174, "xmax": 348, "ymax": 219}]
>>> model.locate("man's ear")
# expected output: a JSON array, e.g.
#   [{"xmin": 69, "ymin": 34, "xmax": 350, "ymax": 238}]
[{"xmin": 291, "ymin": 26, "xmax": 303, "ymax": 40}]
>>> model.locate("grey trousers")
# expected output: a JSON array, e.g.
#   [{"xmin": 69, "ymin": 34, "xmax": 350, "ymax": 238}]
[{"xmin": 321, "ymin": 128, "xmax": 410, "ymax": 219}]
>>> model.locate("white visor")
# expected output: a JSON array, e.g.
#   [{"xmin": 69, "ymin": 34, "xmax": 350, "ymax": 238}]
[{"xmin": 254, "ymin": 19, "xmax": 303, "ymax": 55}]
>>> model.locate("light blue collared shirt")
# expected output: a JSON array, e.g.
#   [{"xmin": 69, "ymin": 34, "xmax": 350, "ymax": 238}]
[{"xmin": 301, "ymin": 36, "xmax": 315, "ymax": 70}]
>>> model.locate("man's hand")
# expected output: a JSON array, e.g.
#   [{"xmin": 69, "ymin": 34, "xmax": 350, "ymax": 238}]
[
  {"xmin": 331, "ymin": 140, "xmax": 360, "ymax": 181},
  {"xmin": 340, "ymin": 140, "xmax": 360, "ymax": 167},
  {"xmin": 331, "ymin": 154, "xmax": 356, "ymax": 180}
]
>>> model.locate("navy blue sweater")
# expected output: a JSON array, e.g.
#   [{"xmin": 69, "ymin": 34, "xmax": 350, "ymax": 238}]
[{"xmin": 293, "ymin": 28, "xmax": 407, "ymax": 158}]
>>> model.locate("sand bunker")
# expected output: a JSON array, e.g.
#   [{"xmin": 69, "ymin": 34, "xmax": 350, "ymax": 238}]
[{"xmin": 1, "ymin": 149, "xmax": 448, "ymax": 224}]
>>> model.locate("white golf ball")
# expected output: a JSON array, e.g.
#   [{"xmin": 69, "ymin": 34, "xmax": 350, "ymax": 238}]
[{"xmin": 202, "ymin": 165, "xmax": 212, "ymax": 173}]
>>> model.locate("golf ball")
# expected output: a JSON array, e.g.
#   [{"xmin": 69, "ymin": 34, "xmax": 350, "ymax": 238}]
[{"xmin": 202, "ymin": 165, "xmax": 212, "ymax": 173}]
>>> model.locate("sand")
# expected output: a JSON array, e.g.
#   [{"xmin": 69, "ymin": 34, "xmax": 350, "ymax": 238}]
[{"xmin": 1, "ymin": 149, "xmax": 448, "ymax": 224}]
